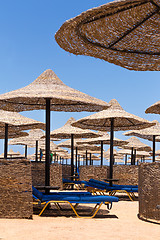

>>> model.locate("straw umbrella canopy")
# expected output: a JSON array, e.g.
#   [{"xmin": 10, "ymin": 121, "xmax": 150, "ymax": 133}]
[
  {"xmin": 76, "ymin": 132, "xmax": 128, "ymax": 166},
  {"xmin": 72, "ymin": 99, "xmax": 155, "ymax": 185},
  {"xmin": 123, "ymin": 137, "xmax": 152, "ymax": 151},
  {"xmin": 0, "ymin": 110, "xmax": 45, "ymax": 158},
  {"xmin": 9, "ymin": 129, "xmax": 45, "ymax": 160},
  {"xmin": 55, "ymin": 0, "xmax": 160, "ymax": 71},
  {"xmin": 0, "ymin": 149, "xmax": 22, "ymax": 158},
  {"xmin": 122, "ymin": 136, "xmax": 152, "ymax": 164},
  {"xmin": 0, "ymin": 130, "xmax": 28, "ymax": 139},
  {"xmin": 57, "ymin": 138, "xmax": 101, "ymax": 169},
  {"xmin": 49, "ymin": 117, "xmax": 101, "ymax": 178},
  {"xmin": 124, "ymin": 120, "xmax": 160, "ymax": 162},
  {"xmin": 0, "ymin": 69, "xmax": 109, "ymax": 189}
]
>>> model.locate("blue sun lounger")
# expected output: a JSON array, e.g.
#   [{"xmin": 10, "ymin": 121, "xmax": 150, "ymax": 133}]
[
  {"xmin": 84, "ymin": 179, "xmax": 138, "ymax": 201},
  {"xmin": 32, "ymin": 186, "xmax": 119, "ymax": 218}
]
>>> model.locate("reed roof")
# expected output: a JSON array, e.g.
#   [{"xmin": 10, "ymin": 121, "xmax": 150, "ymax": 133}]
[
  {"xmin": 49, "ymin": 117, "xmax": 101, "ymax": 139},
  {"xmin": 72, "ymin": 99, "xmax": 155, "ymax": 131},
  {"xmin": 55, "ymin": 0, "xmax": 160, "ymax": 71},
  {"xmin": 0, "ymin": 69, "xmax": 109, "ymax": 112},
  {"xmin": 124, "ymin": 120, "xmax": 160, "ymax": 141}
]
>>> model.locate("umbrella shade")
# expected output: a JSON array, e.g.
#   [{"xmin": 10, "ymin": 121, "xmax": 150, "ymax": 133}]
[
  {"xmin": 0, "ymin": 69, "xmax": 109, "ymax": 112},
  {"xmin": 57, "ymin": 139, "xmax": 101, "ymax": 151},
  {"xmin": 76, "ymin": 132, "xmax": 128, "ymax": 146},
  {"xmin": 124, "ymin": 120, "xmax": 160, "ymax": 141},
  {"xmin": 0, "ymin": 130, "xmax": 28, "ymax": 139},
  {"xmin": 72, "ymin": 99, "xmax": 155, "ymax": 131},
  {"xmin": 146, "ymin": 101, "xmax": 160, "ymax": 114},
  {"xmin": 72, "ymin": 99, "xmax": 154, "ymax": 184},
  {"xmin": 122, "ymin": 137, "xmax": 152, "ymax": 152},
  {"xmin": 0, "ymin": 110, "xmax": 45, "ymax": 131},
  {"xmin": 55, "ymin": 0, "xmax": 160, "ymax": 71},
  {"xmin": 49, "ymin": 117, "xmax": 101, "ymax": 139},
  {"xmin": 9, "ymin": 129, "xmax": 44, "ymax": 144}
]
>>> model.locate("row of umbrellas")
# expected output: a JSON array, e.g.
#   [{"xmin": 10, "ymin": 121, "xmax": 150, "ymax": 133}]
[{"xmin": 0, "ymin": 68, "xmax": 158, "ymax": 188}]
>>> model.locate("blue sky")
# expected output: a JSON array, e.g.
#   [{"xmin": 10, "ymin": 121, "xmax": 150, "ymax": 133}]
[{"xmin": 0, "ymin": 0, "xmax": 160, "ymax": 157}]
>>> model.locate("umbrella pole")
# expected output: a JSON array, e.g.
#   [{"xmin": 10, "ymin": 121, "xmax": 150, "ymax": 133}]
[
  {"xmin": 86, "ymin": 150, "xmax": 88, "ymax": 165},
  {"xmin": 125, "ymin": 154, "xmax": 127, "ymax": 165},
  {"xmin": 25, "ymin": 145, "xmax": 27, "ymax": 158},
  {"xmin": 71, "ymin": 134, "xmax": 74, "ymax": 182},
  {"xmin": 35, "ymin": 140, "xmax": 38, "ymax": 162},
  {"xmin": 153, "ymin": 135, "xmax": 155, "ymax": 162},
  {"xmin": 131, "ymin": 147, "xmax": 134, "ymax": 165},
  {"xmin": 45, "ymin": 98, "xmax": 51, "ymax": 192},
  {"xmin": 101, "ymin": 140, "xmax": 103, "ymax": 166},
  {"xmin": 109, "ymin": 118, "xmax": 114, "ymax": 187},
  {"xmin": 89, "ymin": 153, "xmax": 92, "ymax": 165},
  {"xmin": 4, "ymin": 123, "xmax": 8, "ymax": 159},
  {"xmin": 75, "ymin": 147, "xmax": 78, "ymax": 173},
  {"xmin": 134, "ymin": 149, "xmax": 136, "ymax": 165}
]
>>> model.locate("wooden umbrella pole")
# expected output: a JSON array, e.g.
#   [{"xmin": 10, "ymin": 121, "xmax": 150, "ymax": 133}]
[
  {"xmin": 134, "ymin": 149, "xmax": 136, "ymax": 165},
  {"xmin": 125, "ymin": 154, "xmax": 127, "ymax": 165},
  {"xmin": 45, "ymin": 98, "xmax": 51, "ymax": 192},
  {"xmin": 71, "ymin": 134, "xmax": 74, "ymax": 181},
  {"xmin": 153, "ymin": 135, "xmax": 156, "ymax": 162},
  {"xmin": 101, "ymin": 140, "xmax": 103, "ymax": 166},
  {"xmin": 131, "ymin": 147, "xmax": 134, "ymax": 165},
  {"xmin": 35, "ymin": 140, "xmax": 38, "ymax": 162},
  {"xmin": 89, "ymin": 153, "xmax": 92, "ymax": 165},
  {"xmin": 109, "ymin": 118, "xmax": 114, "ymax": 186},
  {"xmin": 86, "ymin": 150, "xmax": 88, "ymax": 165},
  {"xmin": 4, "ymin": 123, "xmax": 8, "ymax": 159},
  {"xmin": 75, "ymin": 147, "xmax": 78, "ymax": 173},
  {"xmin": 25, "ymin": 145, "xmax": 27, "ymax": 158}
]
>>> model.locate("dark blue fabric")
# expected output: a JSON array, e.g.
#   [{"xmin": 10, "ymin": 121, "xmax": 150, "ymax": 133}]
[
  {"xmin": 84, "ymin": 179, "xmax": 138, "ymax": 192},
  {"xmin": 32, "ymin": 186, "xmax": 119, "ymax": 203}
]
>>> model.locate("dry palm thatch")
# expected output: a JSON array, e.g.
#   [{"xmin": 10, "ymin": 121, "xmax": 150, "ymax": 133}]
[
  {"xmin": 124, "ymin": 120, "xmax": 160, "ymax": 141},
  {"xmin": 0, "ymin": 69, "xmax": 109, "ymax": 112},
  {"xmin": 57, "ymin": 139, "xmax": 101, "ymax": 151},
  {"xmin": 76, "ymin": 132, "xmax": 128, "ymax": 146},
  {"xmin": 0, "ymin": 130, "xmax": 28, "ymax": 139},
  {"xmin": 55, "ymin": 0, "xmax": 160, "ymax": 71},
  {"xmin": 122, "ymin": 137, "xmax": 152, "ymax": 151},
  {"xmin": 49, "ymin": 117, "xmax": 101, "ymax": 139},
  {"xmin": 9, "ymin": 129, "xmax": 44, "ymax": 145},
  {"xmin": 72, "ymin": 99, "xmax": 155, "ymax": 131},
  {"xmin": 0, "ymin": 110, "xmax": 45, "ymax": 131},
  {"xmin": 145, "ymin": 100, "xmax": 160, "ymax": 114}
]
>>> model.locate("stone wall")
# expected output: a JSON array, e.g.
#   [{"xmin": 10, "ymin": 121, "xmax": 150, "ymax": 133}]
[
  {"xmin": 139, "ymin": 162, "xmax": 160, "ymax": 223},
  {"xmin": 79, "ymin": 166, "xmax": 109, "ymax": 181},
  {"xmin": 0, "ymin": 159, "xmax": 33, "ymax": 219},
  {"xmin": 31, "ymin": 162, "xmax": 63, "ymax": 190},
  {"xmin": 79, "ymin": 165, "xmax": 138, "ymax": 185},
  {"xmin": 113, "ymin": 165, "xmax": 138, "ymax": 185},
  {"xmin": 62, "ymin": 165, "xmax": 71, "ymax": 179}
]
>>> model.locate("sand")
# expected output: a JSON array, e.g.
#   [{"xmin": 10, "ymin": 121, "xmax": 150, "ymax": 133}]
[{"xmin": 0, "ymin": 201, "xmax": 159, "ymax": 240}]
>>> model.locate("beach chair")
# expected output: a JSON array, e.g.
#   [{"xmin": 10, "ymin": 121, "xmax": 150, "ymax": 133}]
[
  {"xmin": 85, "ymin": 179, "xmax": 138, "ymax": 201},
  {"xmin": 32, "ymin": 186, "xmax": 119, "ymax": 218}
]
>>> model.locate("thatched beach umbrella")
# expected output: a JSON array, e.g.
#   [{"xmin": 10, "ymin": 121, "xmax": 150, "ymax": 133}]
[
  {"xmin": 72, "ymin": 99, "xmax": 155, "ymax": 185},
  {"xmin": 0, "ymin": 69, "xmax": 109, "ymax": 189},
  {"xmin": 124, "ymin": 120, "xmax": 160, "ymax": 162},
  {"xmin": 49, "ymin": 117, "xmax": 100, "ymax": 178},
  {"xmin": 58, "ymin": 138, "xmax": 101, "ymax": 170},
  {"xmin": 55, "ymin": 0, "xmax": 160, "ymax": 71},
  {"xmin": 9, "ymin": 129, "xmax": 45, "ymax": 161},
  {"xmin": 76, "ymin": 132, "xmax": 128, "ymax": 166},
  {"xmin": 0, "ymin": 110, "xmax": 45, "ymax": 158},
  {"xmin": 122, "ymin": 137, "xmax": 152, "ymax": 164}
]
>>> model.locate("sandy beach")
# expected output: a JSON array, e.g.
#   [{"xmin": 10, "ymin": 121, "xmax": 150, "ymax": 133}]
[{"xmin": 0, "ymin": 201, "xmax": 159, "ymax": 240}]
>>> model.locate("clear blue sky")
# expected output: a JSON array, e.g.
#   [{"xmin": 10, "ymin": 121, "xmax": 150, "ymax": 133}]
[{"xmin": 0, "ymin": 0, "xmax": 160, "ymax": 157}]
